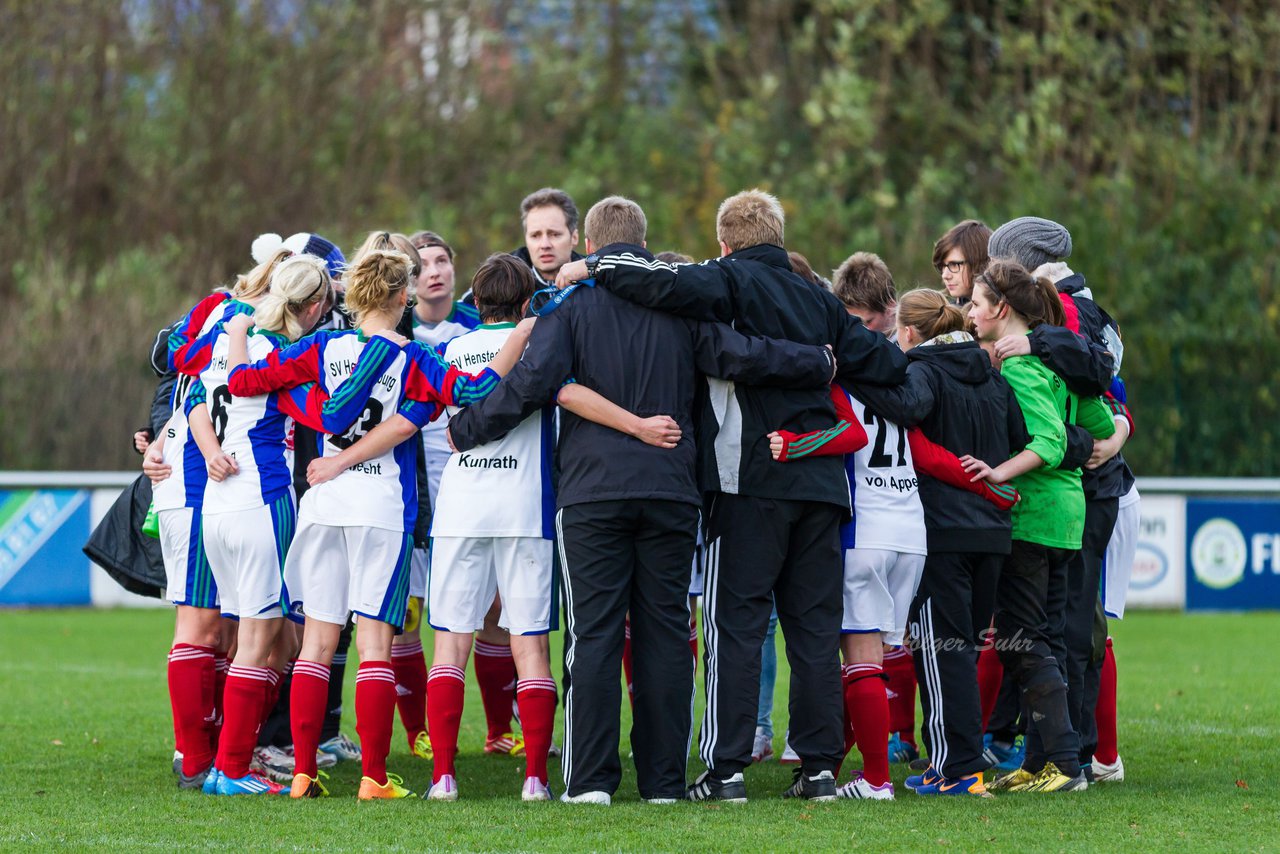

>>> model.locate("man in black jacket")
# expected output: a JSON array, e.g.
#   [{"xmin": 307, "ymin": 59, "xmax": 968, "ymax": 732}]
[
  {"xmin": 556, "ymin": 189, "xmax": 907, "ymax": 801},
  {"xmin": 448, "ymin": 196, "xmax": 835, "ymax": 805}
]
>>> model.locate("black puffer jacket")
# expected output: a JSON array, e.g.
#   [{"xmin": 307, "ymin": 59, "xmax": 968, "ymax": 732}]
[{"xmin": 853, "ymin": 340, "xmax": 1028, "ymax": 554}]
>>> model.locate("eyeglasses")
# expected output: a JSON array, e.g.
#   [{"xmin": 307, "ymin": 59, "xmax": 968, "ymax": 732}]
[{"xmin": 936, "ymin": 260, "xmax": 969, "ymax": 274}]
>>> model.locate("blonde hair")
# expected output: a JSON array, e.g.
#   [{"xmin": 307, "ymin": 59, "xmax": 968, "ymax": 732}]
[
  {"xmin": 254, "ymin": 255, "xmax": 332, "ymax": 341},
  {"xmin": 353, "ymin": 231, "xmax": 421, "ymax": 278},
  {"xmin": 897, "ymin": 288, "xmax": 968, "ymax": 341},
  {"xmin": 583, "ymin": 196, "xmax": 647, "ymax": 248},
  {"xmin": 833, "ymin": 252, "xmax": 896, "ymax": 313},
  {"xmin": 344, "ymin": 249, "xmax": 413, "ymax": 327},
  {"xmin": 716, "ymin": 189, "xmax": 785, "ymax": 252},
  {"xmin": 233, "ymin": 248, "xmax": 292, "ymax": 301}
]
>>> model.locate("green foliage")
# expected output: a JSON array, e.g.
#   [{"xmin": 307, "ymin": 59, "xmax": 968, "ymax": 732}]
[{"xmin": 0, "ymin": 0, "xmax": 1276, "ymax": 473}]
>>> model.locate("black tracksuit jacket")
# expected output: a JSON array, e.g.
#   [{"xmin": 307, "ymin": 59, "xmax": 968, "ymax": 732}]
[
  {"xmin": 448, "ymin": 243, "xmax": 835, "ymax": 509},
  {"xmin": 594, "ymin": 243, "xmax": 907, "ymax": 511},
  {"xmin": 853, "ymin": 342, "xmax": 1029, "ymax": 554}
]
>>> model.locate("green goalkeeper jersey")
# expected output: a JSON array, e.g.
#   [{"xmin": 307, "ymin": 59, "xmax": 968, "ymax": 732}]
[{"xmin": 1001, "ymin": 351, "xmax": 1116, "ymax": 549}]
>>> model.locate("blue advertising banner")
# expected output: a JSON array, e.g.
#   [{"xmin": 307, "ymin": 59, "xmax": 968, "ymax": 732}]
[
  {"xmin": 0, "ymin": 489, "xmax": 92, "ymax": 606},
  {"xmin": 1186, "ymin": 498, "xmax": 1280, "ymax": 611}
]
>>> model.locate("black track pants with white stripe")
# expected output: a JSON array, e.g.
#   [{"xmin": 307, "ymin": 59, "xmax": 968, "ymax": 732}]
[
  {"xmin": 557, "ymin": 499, "xmax": 699, "ymax": 799},
  {"xmin": 908, "ymin": 551, "xmax": 1002, "ymax": 779},
  {"xmin": 699, "ymin": 494, "xmax": 844, "ymax": 777}
]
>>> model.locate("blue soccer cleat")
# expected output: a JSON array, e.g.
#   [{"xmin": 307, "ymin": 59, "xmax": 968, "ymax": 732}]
[
  {"xmin": 888, "ymin": 732, "xmax": 920, "ymax": 764},
  {"xmin": 984, "ymin": 733, "xmax": 1025, "ymax": 772},
  {"xmin": 914, "ymin": 772, "xmax": 994, "ymax": 798},
  {"xmin": 904, "ymin": 766, "xmax": 941, "ymax": 792},
  {"xmin": 216, "ymin": 770, "xmax": 288, "ymax": 796},
  {"xmin": 201, "ymin": 768, "xmax": 222, "ymax": 795}
]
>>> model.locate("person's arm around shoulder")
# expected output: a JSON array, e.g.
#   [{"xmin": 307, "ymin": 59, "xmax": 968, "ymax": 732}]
[
  {"xmin": 557, "ymin": 382, "xmax": 681, "ymax": 449},
  {"xmin": 688, "ymin": 320, "xmax": 834, "ymax": 388},
  {"xmin": 448, "ymin": 310, "xmax": 574, "ymax": 452},
  {"xmin": 830, "ymin": 301, "xmax": 908, "ymax": 387},
  {"xmin": 561, "ymin": 254, "xmax": 734, "ymax": 323}
]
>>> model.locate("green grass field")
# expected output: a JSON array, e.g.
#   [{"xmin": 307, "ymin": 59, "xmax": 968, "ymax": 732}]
[{"xmin": 0, "ymin": 609, "xmax": 1275, "ymax": 852}]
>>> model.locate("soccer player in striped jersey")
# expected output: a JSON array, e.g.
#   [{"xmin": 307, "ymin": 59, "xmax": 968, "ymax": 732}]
[
  {"xmin": 414, "ymin": 254, "xmax": 556, "ymax": 801},
  {"xmin": 185, "ymin": 255, "xmax": 337, "ymax": 796},
  {"xmin": 142, "ymin": 248, "xmax": 292, "ymax": 789},
  {"xmin": 227, "ymin": 248, "xmax": 526, "ymax": 800},
  {"xmin": 407, "ymin": 231, "xmax": 526, "ymax": 758}
]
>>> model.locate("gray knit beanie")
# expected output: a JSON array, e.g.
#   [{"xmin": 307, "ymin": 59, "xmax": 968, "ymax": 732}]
[{"xmin": 987, "ymin": 216, "xmax": 1072, "ymax": 271}]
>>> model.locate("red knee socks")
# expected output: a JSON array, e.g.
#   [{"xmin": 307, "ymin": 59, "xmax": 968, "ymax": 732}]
[
  {"xmin": 1095, "ymin": 636, "xmax": 1119, "ymax": 765},
  {"xmin": 168, "ymin": 644, "xmax": 216, "ymax": 776},
  {"xmin": 355, "ymin": 661, "xmax": 397, "ymax": 785},
  {"xmin": 977, "ymin": 644, "xmax": 1004, "ymax": 731},
  {"xmin": 844, "ymin": 663, "xmax": 891, "ymax": 787},
  {"xmin": 516, "ymin": 677, "xmax": 557, "ymax": 784},
  {"xmin": 290, "ymin": 660, "xmax": 330, "ymax": 778},
  {"xmin": 391, "ymin": 640, "xmax": 428, "ymax": 745},
  {"xmin": 216, "ymin": 664, "xmax": 271, "ymax": 779},
  {"xmin": 883, "ymin": 646, "xmax": 917, "ymax": 748},
  {"xmin": 426, "ymin": 665, "xmax": 466, "ymax": 782},
  {"xmin": 473, "ymin": 640, "xmax": 516, "ymax": 740},
  {"xmin": 622, "ymin": 621, "xmax": 635, "ymax": 707}
]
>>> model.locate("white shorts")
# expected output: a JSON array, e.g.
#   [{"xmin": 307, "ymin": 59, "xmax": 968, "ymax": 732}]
[
  {"xmin": 158, "ymin": 507, "xmax": 218, "ymax": 610},
  {"xmin": 283, "ymin": 521, "xmax": 413, "ymax": 629},
  {"xmin": 428, "ymin": 536, "xmax": 555, "ymax": 635},
  {"xmin": 1103, "ymin": 487, "xmax": 1141, "ymax": 619},
  {"xmin": 842, "ymin": 549, "xmax": 925, "ymax": 646},
  {"xmin": 409, "ymin": 547, "xmax": 428, "ymax": 600},
  {"xmin": 203, "ymin": 498, "xmax": 295, "ymax": 620}
]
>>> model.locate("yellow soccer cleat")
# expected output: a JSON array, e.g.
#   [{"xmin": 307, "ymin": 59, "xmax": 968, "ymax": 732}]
[
  {"xmin": 358, "ymin": 772, "xmax": 415, "ymax": 800},
  {"xmin": 1021, "ymin": 762, "xmax": 1088, "ymax": 793},
  {"xmin": 411, "ymin": 731, "xmax": 434, "ymax": 760},
  {"xmin": 484, "ymin": 732, "xmax": 526, "ymax": 757},
  {"xmin": 290, "ymin": 771, "xmax": 329, "ymax": 799},
  {"xmin": 988, "ymin": 767, "xmax": 1036, "ymax": 792}
]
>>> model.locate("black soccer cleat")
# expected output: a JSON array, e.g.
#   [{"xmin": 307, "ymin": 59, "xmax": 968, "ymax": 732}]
[
  {"xmin": 782, "ymin": 767, "xmax": 837, "ymax": 802},
  {"xmin": 686, "ymin": 770, "xmax": 747, "ymax": 804}
]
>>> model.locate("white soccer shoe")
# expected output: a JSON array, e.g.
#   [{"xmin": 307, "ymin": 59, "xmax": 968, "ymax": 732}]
[
  {"xmin": 1091, "ymin": 754, "xmax": 1125, "ymax": 783},
  {"xmin": 522, "ymin": 777, "xmax": 552, "ymax": 802},
  {"xmin": 560, "ymin": 790, "xmax": 611, "ymax": 805},
  {"xmin": 780, "ymin": 731, "xmax": 800, "ymax": 764},
  {"xmin": 252, "ymin": 745, "xmax": 295, "ymax": 784},
  {"xmin": 752, "ymin": 728, "xmax": 775, "ymax": 763},
  {"xmin": 426, "ymin": 774, "xmax": 459, "ymax": 801},
  {"xmin": 837, "ymin": 772, "xmax": 895, "ymax": 800}
]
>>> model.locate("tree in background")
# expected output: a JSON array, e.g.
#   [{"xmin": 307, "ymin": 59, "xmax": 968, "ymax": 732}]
[{"xmin": 0, "ymin": 0, "xmax": 1276, "ymax": 474}]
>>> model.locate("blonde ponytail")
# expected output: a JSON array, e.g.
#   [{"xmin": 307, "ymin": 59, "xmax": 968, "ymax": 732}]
[
  {"xmin": 233, "ymin": 247, "xmax": 293, "ymax": 301},
  {"xmin": 344, "ymin": 249, "xmax": 412, "ymax": 327},
  {"xmin": 254, "ymin": 255, "xmax": 331, "ymax": 341},
  {"xmin": 897, "ymin": 288, "xmax": 968, "ymax": 341}
]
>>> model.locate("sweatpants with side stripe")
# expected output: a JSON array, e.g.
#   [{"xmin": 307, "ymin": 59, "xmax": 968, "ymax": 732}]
[
  {"xmin": 699, "ymin": 494, "xmax": 844, "ymax": 777},
  {"xmin": 557, "ymin": 499, "xmax": 699, "ymax": 800},
  {"xmin": 908, "ymin": 551, "xmax": 1003, "ymax": 779}
]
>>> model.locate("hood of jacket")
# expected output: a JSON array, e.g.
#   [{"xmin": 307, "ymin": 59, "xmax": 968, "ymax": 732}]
[{"xmin": 908, "ymin": 340, "xmax": 992, "ymax": 385}]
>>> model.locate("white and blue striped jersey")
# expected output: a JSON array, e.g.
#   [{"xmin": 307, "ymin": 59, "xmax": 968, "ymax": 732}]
[
  {"xmin": 153, "ymin": 297, "xmax": 250, "ymax": 512},
  {"xmin": 840, "ymin": 388, "xmax": 927, "ymax": 556},
  {"xmin": 431, "ymin": 324, "xmax": 556, "ymax": 539},
  {"xmin": 187, "ymin": 329, "xmax": 298, "ymax": 514}
]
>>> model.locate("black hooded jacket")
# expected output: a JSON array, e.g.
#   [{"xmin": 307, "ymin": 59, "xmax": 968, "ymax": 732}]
[{"xmin": 853, "ymin": 341, "xmax": 1028, "ymax": 554}]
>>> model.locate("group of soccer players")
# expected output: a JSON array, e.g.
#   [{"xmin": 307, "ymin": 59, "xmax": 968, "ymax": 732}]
[{"xmin": 137, "ymin": 184, "xmax": 1136, "ymax": 804}]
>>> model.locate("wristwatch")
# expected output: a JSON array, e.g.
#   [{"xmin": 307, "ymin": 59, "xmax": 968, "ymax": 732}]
[{"xmin": 583, "ymin": 253, "xmax": 600, "ymax": 278}]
